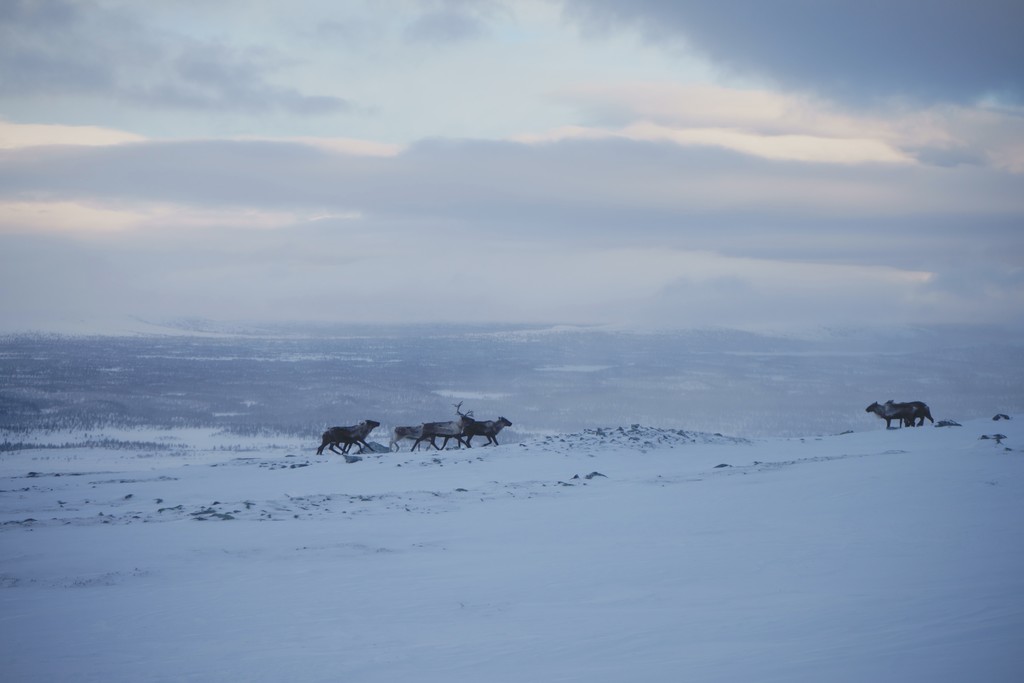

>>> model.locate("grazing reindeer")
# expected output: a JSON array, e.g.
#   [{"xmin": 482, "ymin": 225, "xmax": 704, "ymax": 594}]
[
  {"xmin": 316, "ymin": 420, "xmax": 381, "ymax": 455},
  {"xmin": 389, "ymin": 425, "xmax": 423, "ymax": 452},
  {"xmin": 412, "ymin": 402, "xmax": 475, "ymax": 451},
  {"xmin": 865, "ymin": 401, "xmax": 933, "ymax": 429},
  {"xmin": 463, "ymin": 417, "xmax": 513, "ymax": 446}
]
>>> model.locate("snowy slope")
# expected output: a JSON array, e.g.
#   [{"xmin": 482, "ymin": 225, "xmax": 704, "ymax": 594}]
[{"xmin": 1, "ymin": 417, "xmax": 1022, "ymax": 682}]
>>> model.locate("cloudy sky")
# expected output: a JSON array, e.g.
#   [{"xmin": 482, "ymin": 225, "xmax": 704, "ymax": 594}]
[{"xmin": 2, "ymin": 0, "xmax": 1022, "ymax": 332}]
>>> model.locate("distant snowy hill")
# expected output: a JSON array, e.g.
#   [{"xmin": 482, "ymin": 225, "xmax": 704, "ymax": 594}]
[
  {"xmin": 3, "ymin": 325, "xmax": 1022, "ymax": 438},
  {"xmin": 2, "ymin": 416, "xmax": 1021, "ymax": 682}
]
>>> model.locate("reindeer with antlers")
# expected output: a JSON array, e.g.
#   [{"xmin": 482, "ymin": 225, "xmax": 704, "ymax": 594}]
[{"xmin": 411, "ymin": 402, "xmax": 476, "ymax": 451}]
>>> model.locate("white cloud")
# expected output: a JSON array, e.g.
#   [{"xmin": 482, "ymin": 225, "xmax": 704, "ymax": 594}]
[
  {"xmin": 0, "ymin": 199, "xmax": 358, "ymax": 236},
  {"xmin": 515, "ymin": 121, "xmax": 912, "ymax": 165},
  {"xmin": 0, "ymin": 119, "xmax": 145, "ymax": 149},
  {"xmin": 0, "ymin": 201, "xmax": 145, "ymax": 234},
  {"xmin": 542, "ymin": 82, "xmax": 1024, "ymax": 171}
]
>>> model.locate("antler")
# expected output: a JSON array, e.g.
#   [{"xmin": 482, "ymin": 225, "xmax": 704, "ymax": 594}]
[{"xmin": 453, "ymin": 401, "xmax": 474, "ymax": 418}]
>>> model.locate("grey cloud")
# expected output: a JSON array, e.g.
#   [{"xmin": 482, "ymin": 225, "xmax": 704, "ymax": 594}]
[
  {"xmin": 2, "ymin": 134, "xmax": 1022, "ymax": 329},
  {"xmin": 0, "ymin": 0, "xmax": 79, "ymax": 30},
  {"xmin": 0, "ymin": 0, "xmax": 127, "ymax": 94},
  {"xmin": 561, "ymin": 0, "xmax": 1024, "ymax": 104},
  {"xmin": 2, "ymin": 136, "xmax": 1022, "ymax": 292},
  {"xmin": 905, "ymin": 145, "xmax": 988, "ymax": 169},
  {"xmin": 639, "ymin": 272, "xmax": 923, "ymax": 329},
  {"xmin": 0, "ymin": 0, "xmax": 352, "ymax": 114},
  {"xmin": 2, "ymin": 136, "xmax": 1022, "ymax": 245},
  {"xmin": 402, "ymin": 0, "xmax": 513, "ymax": 45},
  {"xmin": 310, "ymin": 18, "xmax": 383, "ymax": 46},
  {"xmin": 641, "ymin": 262, "xmax": 1020, "ymax": 330},
  {"xmin": 127, "ymin": 44, "xmax": 352, "ymax": 114},
  {"xmin": 404, "ymin": 8, "xmax": 487, "ymax": 44},
  {"xmin": 927, "ymin": 262, "xmax": 1024, "ymax": 298}
]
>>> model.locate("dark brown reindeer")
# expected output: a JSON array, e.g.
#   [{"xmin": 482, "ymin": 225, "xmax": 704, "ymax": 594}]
[
  {"xmin": 316, "ymin": 420, "xmax": 381, "ymax": 455},
  {"xmin": 412, "ymin": 402, "xmax": 476, "ymax": 451},
  {"xmin": 463, "ymin": 417, "xmax": 512, "ymax": 446},
  {"xmin": 897, "ymin": 400, "xmax": 934, "ymax": 427},
  {"xmin": 866, "ymin": 402, "xmax": 912, "ymax": 429},
  {"xmin": 866, "ymin": 401, "xmax": 933, "ymax": 429}
]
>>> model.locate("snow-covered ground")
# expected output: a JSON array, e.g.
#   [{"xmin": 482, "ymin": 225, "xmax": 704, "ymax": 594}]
[{"xmin": 2, "ymin": 417, "xmax": 1021, "ymax": 682}]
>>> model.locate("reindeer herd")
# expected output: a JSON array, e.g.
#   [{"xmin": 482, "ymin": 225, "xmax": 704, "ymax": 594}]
[
  {"xmin": 316, "ymin": 402, "xmax": 512, "ymax": 456},
  {"xmin": 317, "ymin": 397, "xmax": 942, "ymax": 456}
]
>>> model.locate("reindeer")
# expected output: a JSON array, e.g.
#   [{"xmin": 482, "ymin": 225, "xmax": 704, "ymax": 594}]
[
  {"xmin": 866, "ymin": 402, "xmax": 910, "ymax": 429},
  {"xmin": 316, "ymin": 420, "xmax": 380, "ymax": 455},
  {"xmin": 865, "ymin": 401, "xmax": 933, "ymax": 429},
  {"xmin": 463, "ymin": 417, "xmax": 512, "ymax": 446},
  {"xmin": 389, "ymin": 425, "xmax": 423, "ymax": 452},
  {"xmin": 893, "ymin": 400, "xmax": 934, "ymax": 427},
  {"xmin": 412, "ymin": 402, "xmax": 476, "ymax": 451}
]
